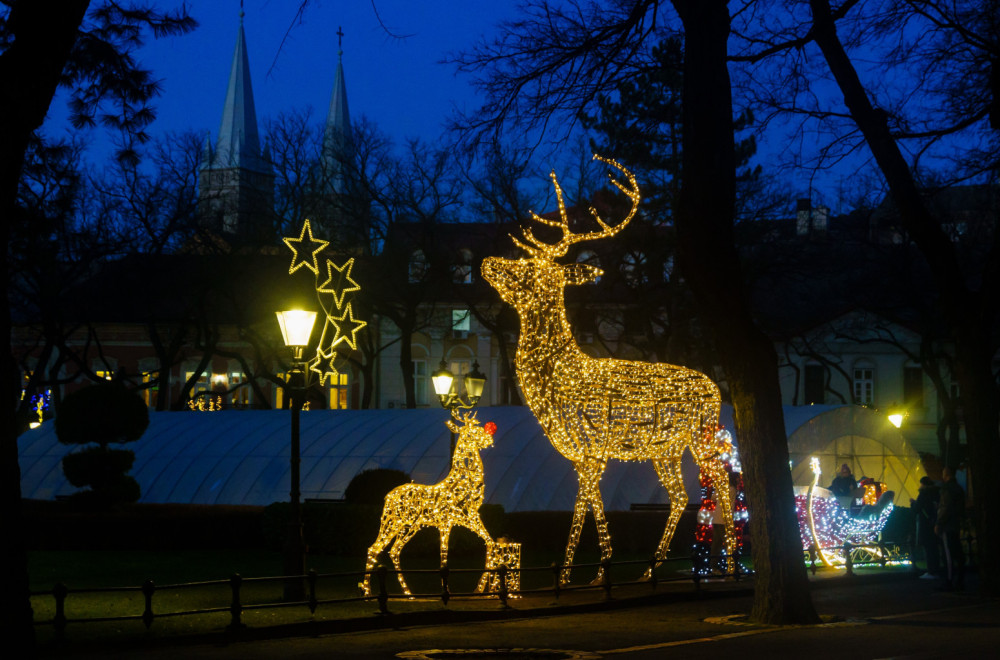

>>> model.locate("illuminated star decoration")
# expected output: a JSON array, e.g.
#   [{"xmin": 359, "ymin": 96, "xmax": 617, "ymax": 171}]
[
  {"xmin": 282, "ymin": 219, "xmax": 366, "ymax": 383},
  {"xmin": 283, "ymin": 218, "xmax": 329, "ymax": 275},
  {"xmin": 308, "ymin": 347, "xmax": 340, "ymax": 387},
  {"xmin": 318, "ymin": 257, "xmax": 361, "ymax": 310},
  {"xmin": 330, "ymin": 304, "xmax": 366, "ymax": 351}
]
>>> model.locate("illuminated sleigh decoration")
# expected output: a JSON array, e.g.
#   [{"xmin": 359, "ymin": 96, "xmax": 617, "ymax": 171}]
[{"xmin": 795, "ymin": 457, "xmax": 896, "ymax": 567}]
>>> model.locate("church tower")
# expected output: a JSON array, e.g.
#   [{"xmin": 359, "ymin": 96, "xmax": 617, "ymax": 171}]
[
  {"xmin": 198, "ymin": 9, "xmax": 275, "ymax": 247},
  {"xmin": 322, "ymin": 27, "xmax": 353, "ymax": 199},
  {"xmin": 308, "ymin": 28, "xmax": 367, "ymax": 254}
]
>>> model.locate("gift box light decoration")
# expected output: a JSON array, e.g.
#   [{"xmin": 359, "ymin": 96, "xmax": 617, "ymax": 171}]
[
  {"xmin": 282, "ymin": 218, "xmax": 366, "ymax": 383},
  {"xmin": 478, "ymin": 539, "xmax": 522, "ymax": 596},
  {"xmin": 797, "ymin": 457, "xmax": 895, "ymax": 567},
  {"xmin": 362, "ymin": 413, "xmax": 498, "ymax": 597},
  {"xmin": 481, "ymin": 155, "xmax": 736, "ymax": 585}
]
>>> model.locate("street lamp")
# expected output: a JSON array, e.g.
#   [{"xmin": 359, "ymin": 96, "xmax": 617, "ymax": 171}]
[
  {"xmin": 432, "ymin": 360, "xmax": 486, "ymax": 455},
  {"xmin": 887, "ymin": 403, "xmax": 906, "ymax": 429},
  {"xmin": 275, "ymin": 309, "xmax": 317, "ymax": 601}
]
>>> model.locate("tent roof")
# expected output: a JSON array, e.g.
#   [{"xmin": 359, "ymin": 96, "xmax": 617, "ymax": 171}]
[{"xmin": 19, "ymin": 404, "xmax": 922, "ymax": 511}]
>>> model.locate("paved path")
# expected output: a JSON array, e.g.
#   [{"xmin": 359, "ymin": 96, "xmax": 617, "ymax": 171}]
[{"xmin": 44, "ymin": 571, "xmax": 997, "ymax": 659}]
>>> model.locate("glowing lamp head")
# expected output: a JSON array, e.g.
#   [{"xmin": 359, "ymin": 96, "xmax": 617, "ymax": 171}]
[
  {"xmin": 464, "ymin": 362, "xmax": 486, "ymax": 404},
  {"xmin": 888, "ymin": 413, "xmax": 904, "ymax": 428},
  {"xmin": 275, "ymin": 310, "xmax": 317, "ymax": 348},
  {"xmin": 432, "ymin": 361, "xmax": 455, "ymax": 397}
]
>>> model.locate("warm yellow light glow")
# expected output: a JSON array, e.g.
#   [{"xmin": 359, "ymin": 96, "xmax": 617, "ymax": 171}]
[
  {"xmin": 432, "ymin": 363, "xmax": 455, "ymax": 397},
  {"xmin": 464, "ymin": 364, "xmax": 486, "ymax": 401},
  {"xmin": 283, "ymin": 219, "xmax": 329, "ymax": 275},
  {"xmin": 481, "ymin": 156, "xmax": 735, "ymax": 584},
  {"xmin": 275, "ymin": 310, "xmax": 318, "ymax": 348},
  {"xmin": 801, "ymin": 456, "xmax": 895, "ymax": 568},
  {"xmin": 317, "ymin": 257, "xmax": 361, "ymax": 310},
  {"xmin": 362, "ymin": 413, "xmax": 498, "ymax": 597},
  {"xmin": 282, "ymin": 219, "xmax": 367, "ymax": 380},
  {"xmin": 479, "ymin": 540, "xmax": 521, "ymax": 596},
  {"xmin": 888, "ymin": 413, "xmax": 904, "ymax": 428}
]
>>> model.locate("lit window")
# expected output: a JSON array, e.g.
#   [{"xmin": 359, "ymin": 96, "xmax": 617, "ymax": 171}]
[
  {"xmin": 229, "ymin": 370, "xmax": 251, "ymax": 407},
  {"xmin": 274, "ymin": 372, "xmax": 286, "ymax": 409},
  {"xmin": 329, "ymin": 372, "xmax": 349, "ymax": 409},
  {"xmin": 452, "ymin": 309, "xmax": 471, "ymax": 334},
  {"xmin": 141, "ymin": 371, "xmax": 159, "ymax": 409}
]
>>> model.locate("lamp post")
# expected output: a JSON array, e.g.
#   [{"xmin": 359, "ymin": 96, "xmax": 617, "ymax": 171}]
[
  {"xmin": 432, "ymin": 360, "xmax": 486, "ymax": 456},
  {"xmin": 275, "ymin": 309, "xmax": 317, "ymax": 601}
]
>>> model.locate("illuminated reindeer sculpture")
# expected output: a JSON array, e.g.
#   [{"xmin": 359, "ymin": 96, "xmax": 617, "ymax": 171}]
[
  {"xmin": 482, "ymin": 156, "xmax": 735, "ymax": 583},
  {"xmin": 362, "ymin": 411, "xmax": 497, "ymax": 597}
]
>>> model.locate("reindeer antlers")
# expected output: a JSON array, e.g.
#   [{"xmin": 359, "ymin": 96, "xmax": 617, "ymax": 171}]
[
  {"xmin": 513, "ymin": 155, "xmax": 640, "ymax": 259},
  {"xmin": 451, "ymin": 409, "xmax": 480, "ymax": 425}
]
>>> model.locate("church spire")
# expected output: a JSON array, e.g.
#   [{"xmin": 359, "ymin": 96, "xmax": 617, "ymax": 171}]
[
  {"xmin": 322, "ymin": 26, "xmax": 353, "ymax": 195},
  {"xmin": 197, "ymin": 6, "xmax": 275, "ymax": 246},
  {"xmin": 212, "ymin": 7, "xmax": 267, "ymax": 173}
]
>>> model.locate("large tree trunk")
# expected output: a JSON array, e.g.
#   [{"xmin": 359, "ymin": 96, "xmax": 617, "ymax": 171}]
[
  {"xmin": 0, "ymin": 1, "xmax": 92, "ymax": 649},
  {"xmin": 809, "ymin": 0, "xmax": 1000, "ymax": 596},
  {"xmin": 671, "ymin": 0, "xmax": 819, "ymax": 624}
]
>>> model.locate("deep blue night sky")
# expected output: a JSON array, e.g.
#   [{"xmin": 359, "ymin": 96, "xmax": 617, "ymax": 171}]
[{"xmin": 45, "ymin": 1, "xmax": 518, "ymax": 164}]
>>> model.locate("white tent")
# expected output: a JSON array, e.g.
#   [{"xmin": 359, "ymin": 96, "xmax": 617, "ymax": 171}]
[
  {"xmin": 783, "ymin": 405, "xmax": 924, "ymax": 505},
  {"xmin": 19, "ymin": 404, "xmax": 925, "ymax": 510}
]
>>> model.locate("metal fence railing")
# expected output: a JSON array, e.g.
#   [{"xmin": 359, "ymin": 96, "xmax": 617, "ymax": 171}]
[
  {"xmin": 32, "ymin": 544, "xmax": 915, "ymax": 640},
  {"xmin": 32, "ymin": 554, "xmax": 756, "ymax": 638}
]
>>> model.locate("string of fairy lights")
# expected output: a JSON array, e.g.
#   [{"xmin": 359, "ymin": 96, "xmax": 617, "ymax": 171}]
[
  {"xmin": 481, "ymin": 155, "xmax": 740, "ymax": 584},
  {"xmin": 282, "ymin": 218, "xmax": 366, "ymax": 384},
  {"xmin": 799, "ymin": 457, "xmax": 895, "ymax": 567},
  {"xmin": 361, "ymin": 413, "xmax": 506, "ymax": 597},
  {"xmin": 692, "ymin": 428, "xmax": 748, "ymax": 576}
]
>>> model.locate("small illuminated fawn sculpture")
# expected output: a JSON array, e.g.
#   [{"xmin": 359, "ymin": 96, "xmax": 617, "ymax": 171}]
[
  {"xmin": 362, "ymin": 411, "xmax": 497, "ymax": 597},
  {"xmin": 482, "ymin": 155, "xmax": 735, "ymax": 583}
]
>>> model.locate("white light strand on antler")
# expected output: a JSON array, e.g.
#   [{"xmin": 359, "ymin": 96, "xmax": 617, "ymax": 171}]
[
  {"xmin": 482, "ymin": 155, "xmax": 736, "ymax": 585},
  {"xmin": 282, "ymin": 219, "xmax": 366, "ymax": 384}
]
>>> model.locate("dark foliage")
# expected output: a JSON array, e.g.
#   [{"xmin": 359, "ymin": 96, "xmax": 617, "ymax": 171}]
[
  {"xmin": 262, "ymin": 501, "xmax": 507, "ymax": 557},
  {"xmin": 343, "ymin": 468, "xmax": 411, "ymax": 505},
  {"xmin": 54, "ymin": 382, "xmax": 148, "ymax": 505},
  {"xmin": 54, "ymin": 381, "xmax": 149, "ymax": 448}
]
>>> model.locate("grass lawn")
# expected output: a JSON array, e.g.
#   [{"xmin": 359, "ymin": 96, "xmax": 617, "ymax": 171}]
[{"xmin": 26, "ymin": 546, "xmax": 734, "ymax": 648}]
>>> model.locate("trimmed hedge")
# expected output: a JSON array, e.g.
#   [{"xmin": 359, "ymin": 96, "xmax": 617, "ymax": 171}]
[{"xmin": 262, "ymin": 501, "xmax": 507, "ymax": 557}]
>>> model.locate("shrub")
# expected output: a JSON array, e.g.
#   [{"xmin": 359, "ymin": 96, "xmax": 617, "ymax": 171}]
[
  {"xmin": 343, "ymin": 468, "xmax": 411, "ymax": 504},
  {"xmin": 56, "ymin": 381, "xmax": 148, "ymax": 506}
]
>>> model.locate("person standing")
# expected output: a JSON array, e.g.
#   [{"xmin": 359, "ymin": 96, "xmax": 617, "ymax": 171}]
[
  {"xmin": 911, "ymin": 476, "xmax": 940, "ymax": 578},
  {"xmin": 934, "ymin": 466, "xmax": 965, "ymax": 590},
  {"xmin": 829, "ymin": 463, "xmax": 857, "ymax": 497}
]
